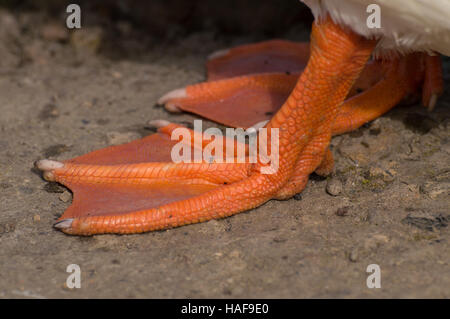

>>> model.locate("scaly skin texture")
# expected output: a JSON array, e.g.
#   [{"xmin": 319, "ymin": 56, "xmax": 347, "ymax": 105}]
[{"xmin": 43, "ymin": 17, "xmax": 376, "ymax": 235}]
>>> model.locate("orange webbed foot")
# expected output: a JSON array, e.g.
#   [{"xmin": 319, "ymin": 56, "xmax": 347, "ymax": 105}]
[
  {"xmin": 36, "ymin": 17, "xmax": 379, "ymax": 235},
  {"xmin": 36, "ymin": 122, "xmax": 251, "ymax": 234}
]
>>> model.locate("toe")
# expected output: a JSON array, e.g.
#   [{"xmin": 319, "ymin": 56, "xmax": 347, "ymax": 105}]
[{"xmin": 35, "ymin": 159, "xmax": 64, "ymax": 171}]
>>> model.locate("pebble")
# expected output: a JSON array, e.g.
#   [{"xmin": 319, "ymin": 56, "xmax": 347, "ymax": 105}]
[
  {"xmin": 59, "ymin": 191, "xmax": 72, "ymax": 203},
  {"xmin": 326, "ymin": 177, "xmax": 342, "ymax": 196},
  {"xmin": 349, "ymin": 249, "xmax": 358, "ymax": 262},
  {"xmin": 335, "ymin": 207, "xmax": 350, "ymax": 217}
]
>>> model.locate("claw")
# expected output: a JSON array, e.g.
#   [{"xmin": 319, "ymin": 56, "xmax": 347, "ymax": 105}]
[
  {"xmin": 422, "ymin": 54, "xmax": 443, "ymax": 111},
  {"xmin": 427, "ymin": 93, "xmax": 438, "ymax": 112},
  {"xmin": 147, "ymin": 119, "xmax": 171, "ymax": 129},
  {"xmin": 54, "ymin": 219, "xmax": 73, "ymax": 230},
  {"xmin": 158, "ymin": 88, "xmax": 187, "ymax": 113},
  {"xmin": 207, "ymin": 48, "xmax": 231, "ymax": 61},
  {"xmin": 35, "ymin": 159, "xmax": 64, "ymax": 171}
]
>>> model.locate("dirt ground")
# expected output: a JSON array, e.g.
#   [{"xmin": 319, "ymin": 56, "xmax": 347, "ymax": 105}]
[{"xmin": 0, "ymin": 6, "xmax": 449, "ymax": 299}]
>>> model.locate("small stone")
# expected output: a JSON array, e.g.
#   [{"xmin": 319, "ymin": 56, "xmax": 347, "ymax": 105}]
[
  {"xmin": 349, "ymin": 249, "xmax": 358, "ymax": 262},
  {"xmin": 336, "ymin": 206, "xmax": 350, "ymax": 217},
  {"xmin": 293, "ymin": 193, "xmax": 302, "ymax": 201},
  {"xmin": 59, "ymin": 191, "xmax": 72, "ymax": 203},
  {"xmin": 33, "ymin": 214, "xmax": 41, "ymax": 222},
  {"xmin": 326, "ymin": 178, "xmax": 342, "ymax": 196}
]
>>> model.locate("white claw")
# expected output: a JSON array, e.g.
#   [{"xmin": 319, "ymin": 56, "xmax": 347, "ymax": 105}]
[
  {"xmin": 158, "ymin": 88, "xmax": 186, "ymax": 103},
  {"xmin": 157, "ymin": 88, "xmax": 187, "ymax": 113},
  {"xmin": 207, "ymin": 48, "xmax": 231, "ymax": 61},
  {"xmin": 157, "ymin": 88, "xmax": 187, "ymax": 104},
  {"xmin": 35, "ymin": 159, "xmax": 64, "ymax": 171},
  {"xmin": 428, "ymin": 94, "xmax": 438, "ymax": 112},
  {"xmin": 54, "ymin": 219, "xmax": 73, "ymax": 229},
  {"xmin": 165, "ymin": 103, "xmax": 182, "ymax": 113},
  {"xmin": 148, "ymin": 119, "xmax": 171, "ymax": 129}
]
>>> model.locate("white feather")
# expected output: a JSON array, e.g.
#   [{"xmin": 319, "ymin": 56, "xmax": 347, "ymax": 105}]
[{"xmin": 301, "ymin": 0, "xmax": 450, "ymax": 56}]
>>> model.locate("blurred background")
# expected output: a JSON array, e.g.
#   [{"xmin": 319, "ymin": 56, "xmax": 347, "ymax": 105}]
[
  {"xmin": 0, "ymin": 0, "xmax": 312, "ymax": 35},
  {"xmin": 0, "ymin": 0, "xmax": 313, "ymax": 67}
]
